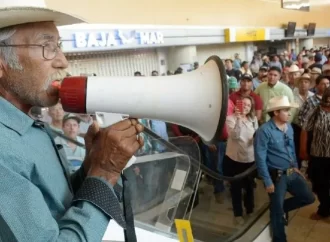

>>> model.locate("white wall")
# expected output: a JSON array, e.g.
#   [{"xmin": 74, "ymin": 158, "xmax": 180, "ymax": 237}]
[
  {"xmin": 313, "ymin": 37, "xmax": 330, "ymax": 48},
  {"xmin": 196, "ymin": 43, "xmax": 246, "ymax": 64},
  {"xmin": 167, "ymin": 46, "xmax": 197, "ymax": 72}
]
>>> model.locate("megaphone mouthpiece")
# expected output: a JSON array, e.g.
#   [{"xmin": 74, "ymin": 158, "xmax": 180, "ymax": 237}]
[{"xmin": 59, "ymin": 55, "xmax": 228, "ymax": 145}]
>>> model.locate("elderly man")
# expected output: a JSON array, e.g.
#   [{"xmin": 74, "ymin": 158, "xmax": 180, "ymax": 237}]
[{"xmin": 0, "ymin": 2, "xmax": 144, "ymax": 242}]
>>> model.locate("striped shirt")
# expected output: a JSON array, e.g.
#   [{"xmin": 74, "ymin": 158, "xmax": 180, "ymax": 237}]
[
  {"xmin": 303, "ymin": 107, "xmax": 330, "ymax": 157},
  {"xmin": 298, "ymin": 95, "xmax": 321, "ymax": 127}
]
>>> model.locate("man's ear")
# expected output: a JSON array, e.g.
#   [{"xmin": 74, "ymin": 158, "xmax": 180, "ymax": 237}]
[{"xmin": 0, "ymin": 58, "xmax": 5, "ymax": 79}]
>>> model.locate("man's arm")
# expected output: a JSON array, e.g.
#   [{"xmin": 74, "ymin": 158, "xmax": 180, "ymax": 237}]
[
  {"xmin": 0, "ymin": 160, "xmax": 124, "ymax": 242},
  {"xmin": 254, "ymin": 128, "xmax": 272, "ymax": 187}
]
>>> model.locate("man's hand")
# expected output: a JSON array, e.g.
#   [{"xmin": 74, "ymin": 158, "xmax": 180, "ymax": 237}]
[
  {"xmin": 266, "ymin": 184, "xmax": 275, "ymax": 194},
  {"xmin": 87, "ymin": 119, "xmax": 144, "ymax": 185},
  {"xmin": 294, "ymin": 168, "xmax": 306, "ymax": 180}
]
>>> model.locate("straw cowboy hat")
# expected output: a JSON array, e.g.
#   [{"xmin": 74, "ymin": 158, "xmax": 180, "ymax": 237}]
[
  {"xmin": 266, "ymin": 96, "xmax": 298, "ymax": 112},
  {"xmin": 294, "ymin": 73, "xmax": 311, "ymax": 87},
  {"xmin": 288, "ymin": 64, "xmax": 304, "ymax": 74},
  {"xmin": 310, "ymin": 67, "xmax": 322, "ymax": 75},
  {"xmin": 0, "ymin": 0, "xmax": 84, "ymax": 29}
]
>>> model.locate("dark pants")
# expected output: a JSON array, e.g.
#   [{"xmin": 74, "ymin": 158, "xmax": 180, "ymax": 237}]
[
  {"xmin": 269, "ymin": 172, "xmax": 315, "ymax": 242},
  {"xmin": 291, "ymin": 123, "xmax": 302, "ymax": 169},
  {"xmin": 309, "ymin": 156, "xmax": 330, "ymax": 217},
  {"xmin": 223, "ymin": 155, "xmax": 255, "ymax": 217}
]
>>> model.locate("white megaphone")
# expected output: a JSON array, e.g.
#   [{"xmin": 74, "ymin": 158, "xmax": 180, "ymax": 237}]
[{"xmin": 59, "ymin": 55, "xmax": 228, "ymax": 145}]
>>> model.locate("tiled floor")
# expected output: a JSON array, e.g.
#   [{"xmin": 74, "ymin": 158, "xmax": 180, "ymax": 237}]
[
  {"xmin": 287, "ymin": 199, "xmax": 330, "ymax": 242},
  {"xmin": 189, "ymin": 178, "xmax": 330, "ymax": 242},
  {"xmin": 189, "ymin": 179, "xmax": 269, "ymax": 241}
]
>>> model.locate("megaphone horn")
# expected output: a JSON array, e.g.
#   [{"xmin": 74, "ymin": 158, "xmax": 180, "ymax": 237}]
[{"xmin": 59, "ymin": 55, "xmax": 228, "ymax": 145}]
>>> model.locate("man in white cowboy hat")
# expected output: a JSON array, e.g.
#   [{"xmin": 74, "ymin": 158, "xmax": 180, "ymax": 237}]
[
  {"xmin": 0, "ymin": 1, "xmax": 144, "ymax": 241},
  {"xmin": 309, "ymin": 67, "xmax": 322, "ymax": 93},
  {"xmin": 254, "ymin": 96, "xmax": 315, "ymax": 242},
  {"xmin": 287, "ymin": 64, "xmax": 304, "ymax": 90}
]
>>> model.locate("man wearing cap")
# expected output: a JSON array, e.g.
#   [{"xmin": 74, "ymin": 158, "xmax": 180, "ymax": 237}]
[
  {"xmin": 291, "ymin": 74, "xmax": 314, "ymax": 169},
  {"xmin": 230, "ymin": 74, "xmax": 263, "ymax": 121},
  {"xmin": 0, "ymin": 1, "xmax": 144, "ymax": 241},
  {"xmin": 255, "ymin": 66, "xmax": 294, "ymax": 124},
  {"xmin": 254, "ymin": 96, "xmax": 315, "ymax": 242},
  {"xmin": 228, "ymin": 76, "xmax": 239, "ymax": 94},
  {"xmin": 309, "ymin": 52, "xmax": 323, "ymax": 70},
  {"xmin": 287, "ymin": 64, "xmax": 303, "ymax": 90},
  {"xmin": 309, "ymin": 67, "xmax": 322, "ymax": 93},
  {"xmin": 252, "ymin": 66, "xmax": 268, "ymax": 90},
  {"xmin": 54, "ymin": 114, "xmax": 86, "ymax": 172}
]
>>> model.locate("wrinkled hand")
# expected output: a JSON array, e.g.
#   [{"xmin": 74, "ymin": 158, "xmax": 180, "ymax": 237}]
[
  {"xmin": 87, "ymin": 119, "xmax": 144, "ymax": 185},
  {"xmin": 266, "ymin": 184, "xmax": 275, "ymax": 194}
]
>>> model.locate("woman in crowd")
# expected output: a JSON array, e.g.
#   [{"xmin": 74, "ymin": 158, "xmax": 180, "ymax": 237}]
[{"xmin": 223, "ymin": 96, "xmax": 258, "ymax": 225}]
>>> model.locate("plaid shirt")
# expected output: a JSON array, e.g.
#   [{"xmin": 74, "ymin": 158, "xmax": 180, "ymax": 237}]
[{"xmin": 298, "ymin": 95, "xmax": 321, "ymax": 127}]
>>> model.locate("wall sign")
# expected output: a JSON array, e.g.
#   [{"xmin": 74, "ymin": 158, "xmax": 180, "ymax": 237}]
[
  {"xmin": 74, "ymin": 30, "xmax": 164, "ymax": 48},
  {"xmin": 224, "ymin": 28, "xmax": 269, "ymax": 43}
]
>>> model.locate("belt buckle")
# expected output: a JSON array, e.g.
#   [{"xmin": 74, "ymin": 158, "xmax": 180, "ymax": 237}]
[{"xmin": 287, "ymin": 168, "xmax": 294, "ymax": 176}]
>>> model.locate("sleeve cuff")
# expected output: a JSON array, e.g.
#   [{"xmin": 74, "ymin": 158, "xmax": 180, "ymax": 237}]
[
  {"xmin": 264, "ymin": 178, "xmax": 273, "ymax": 187},
  {"xmin": 73, "ymin": 177, "xmax": 126, "ymax": 229}
]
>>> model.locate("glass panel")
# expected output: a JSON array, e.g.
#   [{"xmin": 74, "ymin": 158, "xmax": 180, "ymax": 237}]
[{"xmin": 124, "ymin": 136, "xmax": 200, "ymax": 233}]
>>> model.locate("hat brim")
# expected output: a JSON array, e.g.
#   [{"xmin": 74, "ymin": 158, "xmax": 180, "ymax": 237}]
[
  {"xmin": 294, "ymin": 76, "xmax": 311, "ymax": 87},
  {"xmin": 0, "ymin": 7, "xmax": 84, "ymax": 29},
  {"xmin": 266, "ymin": 104, "xmax": 299, "ymax": 112}
]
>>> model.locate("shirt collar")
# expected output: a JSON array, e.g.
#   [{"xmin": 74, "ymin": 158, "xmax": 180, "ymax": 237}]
[
  {"xmin": 0, "ymin": 97, "xmax": 34, "ymax": 135},
  {"xmin": 269, "ymin": 118, "xmax": 287, "ymax": 132}
]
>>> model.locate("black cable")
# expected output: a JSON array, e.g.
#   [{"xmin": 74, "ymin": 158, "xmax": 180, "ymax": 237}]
[{"xmin": 50, "ymin": 127, "xmax": 257, "ymax": 182}]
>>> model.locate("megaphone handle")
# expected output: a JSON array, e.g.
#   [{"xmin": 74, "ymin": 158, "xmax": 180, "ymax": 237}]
[{"xmin": 95, "ymin": 112, "xmax": 137, "ymax": 170}]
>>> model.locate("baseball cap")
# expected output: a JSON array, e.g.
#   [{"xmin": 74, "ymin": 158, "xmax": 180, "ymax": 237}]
[
  {"xmin": 259, "ymin": 66, "xmax": 269, "ymax": 72},
  {"xmin": 63, "ymin": 113, "xmax": 81, "ymax": 124},
  {"xmin": 228, "ymin": 76, "xmax": 238, "ymax": 89},
  {"xmin": 241, "ymin": 74, "xmax": 253, "ymax": 81}
]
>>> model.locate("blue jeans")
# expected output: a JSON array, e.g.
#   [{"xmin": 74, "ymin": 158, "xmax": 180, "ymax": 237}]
[
  {"xmin": 203, "ymin": 142, "xmax": 226, "ymax": 194},
  {"xmin": 269, "ymin": 172, "xmax": 315, "ymax": 242}
]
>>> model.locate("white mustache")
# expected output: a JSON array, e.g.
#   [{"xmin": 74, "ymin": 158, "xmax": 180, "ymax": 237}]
[{"xmin": 43, "ymin": 71, "xmax": 68, "ymax": 90}]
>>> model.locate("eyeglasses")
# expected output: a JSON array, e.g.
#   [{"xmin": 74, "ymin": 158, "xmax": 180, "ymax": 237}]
[{"xmin": 0, "ymin": 41, "xmax": 62, "ymax": 60}]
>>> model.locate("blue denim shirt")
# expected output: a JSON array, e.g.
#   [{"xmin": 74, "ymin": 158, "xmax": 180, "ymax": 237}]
[
  {"xmin": 254, "ymin": 119, "xmax": 298, "ymax": 187},
  {"xmin": 0, "ymin": 97, "xmax": 124, "ymax": 241}
]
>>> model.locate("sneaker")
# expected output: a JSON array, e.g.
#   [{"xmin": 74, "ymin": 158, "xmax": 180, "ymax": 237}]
[
  {"xmin": 233, "ymin": 216, "xmax": 245, "ymax": 226},
  {"xmin": 214, "ymin": 193, "xmax": 224, "ymax": 204}
]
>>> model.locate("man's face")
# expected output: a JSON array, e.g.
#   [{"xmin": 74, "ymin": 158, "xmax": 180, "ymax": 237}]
[
  {"xmin": 243, "ymin": 63, "xmax": 249, "ymax": 70},
  {"xmin": 225, "ymin": 61, "xmax": 232, "ymax": 69},
  {"xmin": 324, "ymin": 70, "xmax": 330, "ymax": 76},
  {"xmin": 240, "ymin": 79, "xmax": 252, "ymax": 91},
  {"xmin": 289, "ymin": 71, "xmax": 301, "ymax": 83},
  {"xmin": 257, "ymin": 54, "xmax": 262, "ymax": 59},
  {"xmin": 0, "ymin": 22, "xmax": 68, "ymax": 108},
  {"xmin": 275, "ymin": 108, "xmax": 291, "ymax": 123},
  {"xmin": 299, "ymin": 79, "xmax": 311, "ymax": 92},
  {"xmin": 63, "ymin": 119, "xmax": 79, "ymax": 138},
  {"xmin": 267, "ymin": 70, "xmax": 280, "ymax": 86},
  {"xmin": 48, "ymin": 103, "xmax": 64, "ymax": 122},
  {"xmin": 317, "ymin": 78, "xmax": 330, "ymax": 95},
  {"xmin": 258, "ymin": 70, "xmax": 267, "ymax": 79}
]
